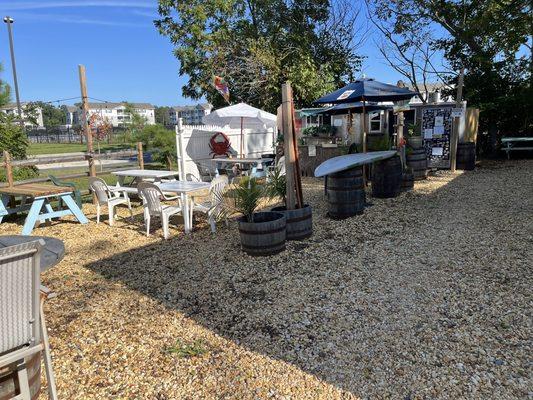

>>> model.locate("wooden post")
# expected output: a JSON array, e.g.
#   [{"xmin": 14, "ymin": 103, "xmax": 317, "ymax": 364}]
[
  {"xmin": 79, "ymin": 65, "xmax": 96, "ymax": 202},
  {"xmin": 282, "ymin": 82, "xmax": 296, "ymax": 210},
  {"xmin": 176, "ymin": 118, "xmax": 186, "ymax": 181},
  {"xmin": 3, "ymin": 151, "xmax": 14, "ymax": 187},
  {"xmin": 137, "ymin": 142, "xmax": 144, "ymax": 169},
  {"xmin": 450, "ymin": 66, "xmax": 465, "ymax": 172},
  {"xmin": 397, "ymin": 111, "xmax": 405, "ymax": 167}
]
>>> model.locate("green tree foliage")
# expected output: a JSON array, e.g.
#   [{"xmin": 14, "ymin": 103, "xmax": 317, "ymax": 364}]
[
  {"xmin": 155, "ymin": 0, "xmax": 363, "ymax": 112},
  {"xmin": 0, "ymin": 63, "xmax": 37, "ymax": 181},
  {"xmin": 154, "ymin": 106, "xmax": 171, "ymax": 125},
  {"xmin": 122, "ymin": 102, "xmax": 147, "ymax": 142},
  {"xmin": 370, "ymin": 0, "xmax": 532, "ymax": 151},
  {"xmin": 136, "ymin": 124, "xmax": 176, "ymax": 169},
  {"xmin": 33, "ymin": 101, "xmax": 66, "ymax": 126}
]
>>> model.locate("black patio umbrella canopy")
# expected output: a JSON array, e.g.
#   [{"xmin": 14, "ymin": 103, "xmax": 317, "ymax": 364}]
[
  {"xmin": 314, "ymin": 78, "xmax": 417, "ymax": 104},
  {"xmin": 314, "ymin": 78, "xmax": 418, "ymax": 152}
]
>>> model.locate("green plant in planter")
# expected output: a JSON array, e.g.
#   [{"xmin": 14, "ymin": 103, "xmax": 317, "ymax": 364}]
[
  {"xmin": 407, "ymin": 122, "xmax": 421, "ymax": 137},
  {"xmin": 302, "ymin": 125, "xmax": 336, "ymax": 137},
  {"xmin": 265, "ymin": 166, "xmax": 286, "ymax": 206},
  {"xmin": 224, "ymin": 176, "xmax": 265, "ymax": 223}
]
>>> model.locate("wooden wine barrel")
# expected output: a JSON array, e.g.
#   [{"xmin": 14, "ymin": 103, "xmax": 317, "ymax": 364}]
[
  {"xmin": 372, "ymin": 155, "xmax": 403, "ymax": 198},
  {"xmin": 238, "ymin": 212, "xmax": 286, "ymax": 256},
  {"xmin": 457, "ymin": 142, "xmax": 476, "ymax": 170},
  {"xmin": 326, "ymin": 167, "xmax": 365, "ymax": 219},
  {"xmin": 0, "ymin": 352, "xmax": 41, "ymax": 400},
  {"xmin": 407, "ymin": 148, "xmax": 428, "ymax": 180},
  {"xmin": 271, "ymin": 204, "xmax": 312, "ymax": 240},
  {"xmin": 401, "ymin": 172, "xmax": 414, "ymax": 191}
]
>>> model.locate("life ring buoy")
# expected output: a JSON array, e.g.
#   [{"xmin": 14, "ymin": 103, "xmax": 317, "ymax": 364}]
[{"xmin": 210, "ymin": 132, "xmax": 231, "ymax": 157}]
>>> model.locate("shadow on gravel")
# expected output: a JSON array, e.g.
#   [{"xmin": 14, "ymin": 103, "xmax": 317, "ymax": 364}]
[{"xmin": 82, "ymin": 166, "xmax": 531, "ymax": 398}]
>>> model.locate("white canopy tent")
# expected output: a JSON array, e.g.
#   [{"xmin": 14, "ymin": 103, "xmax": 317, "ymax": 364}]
[{"xmin": 203, "ymin": 102, "xmax": 277, "ymax": 157}]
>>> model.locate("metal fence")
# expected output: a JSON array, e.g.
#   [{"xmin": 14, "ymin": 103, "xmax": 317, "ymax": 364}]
[{"xmin": 26, "ymin": 126, "xmax": 130, "ymax": 144}]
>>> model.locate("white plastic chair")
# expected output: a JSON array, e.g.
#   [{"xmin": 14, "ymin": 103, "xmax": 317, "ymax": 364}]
[
  {"xmin": 189, "ymin": 175, "xmax": 229, "ymax": 233},
  {"xmin": 137, "ymin": 182, "xmax": 183, "ymax": 239},
  {"xmin": 0, "ymin": 240, "xmax": 58, "ymax": 400},
  {"xmin": 89, "ymin": 177, "xmax": 132, "ymax": 226}
]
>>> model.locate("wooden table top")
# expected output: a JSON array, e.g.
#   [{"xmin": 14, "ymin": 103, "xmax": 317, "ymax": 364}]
[{"xmin": 0, "ymin": 183, "xmax": 73, "ymax": 197}]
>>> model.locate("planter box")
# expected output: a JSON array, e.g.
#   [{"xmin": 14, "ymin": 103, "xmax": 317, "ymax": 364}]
[
  {"xmin": 271, "ymin": 204, "xmax": 312, "ymax": 240},
  {"xmin": 238, "ymin": 212, "xmax": 286, "ymax": 256}
]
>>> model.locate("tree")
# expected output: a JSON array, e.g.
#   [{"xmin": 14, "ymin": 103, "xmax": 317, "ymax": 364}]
[
  {"xmin": 136, "ymin": 124, "xmax": 176, "ymax": 169},
  {"xmin": 155, "ymin": 0, "xmax": 365, "ymax": 112},
  {"xmin": 155, "ymin": 106, "xmax": 171, "ymax": 125},
  {"xmin": 33, "ymin": 101, "xmax": 66, "ymax": 126},
  {"xmin": 0, "ymin": 63, "xmax": 37, "ymax": 181},
  {"xmin": 369, "ymin": 0, "xmax": 532, "ymax": 152},
  {"xmin": 122, "ymin": 102, "xmax": 147, "ymax": 142}
]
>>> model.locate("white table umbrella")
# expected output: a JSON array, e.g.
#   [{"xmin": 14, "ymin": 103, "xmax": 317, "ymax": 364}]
[{"xmin": 203, "ymin": 102, "xmax": 277, "ymax": 157}]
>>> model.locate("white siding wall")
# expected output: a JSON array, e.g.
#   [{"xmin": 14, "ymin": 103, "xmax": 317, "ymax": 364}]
[{"xmin": 177, "ymin": 125, "xmax": 276, "ymax": 178}]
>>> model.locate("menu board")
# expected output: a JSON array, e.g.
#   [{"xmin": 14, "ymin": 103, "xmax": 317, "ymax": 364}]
[{"xmin": 422, "ymin": 108, "xmax": 452, "ymax": 168}]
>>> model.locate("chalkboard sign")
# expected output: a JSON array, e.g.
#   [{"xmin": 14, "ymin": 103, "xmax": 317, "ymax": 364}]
[{"xmin": 422, "ymin": 108, "xmax": 452, "ymax": 168}]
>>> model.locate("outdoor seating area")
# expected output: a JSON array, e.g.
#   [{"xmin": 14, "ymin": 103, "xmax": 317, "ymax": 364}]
[{"xmin": 0, "ymin": 159, "xmax": 530, "ymax": 398}]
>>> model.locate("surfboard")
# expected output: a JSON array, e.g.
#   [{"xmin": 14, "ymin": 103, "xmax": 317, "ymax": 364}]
[{"xmin": 314, "ymin": 151, "xmax": 398, "ymax": 177}]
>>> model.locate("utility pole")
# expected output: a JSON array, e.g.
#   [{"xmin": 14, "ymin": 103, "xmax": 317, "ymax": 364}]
[
  {"xmin": 78, "ymin": 65, "xmax": 96, "ymax": 202},
  {"xmin": 3, "ymin": 16, "xmax": 23, "ymax": 128}
]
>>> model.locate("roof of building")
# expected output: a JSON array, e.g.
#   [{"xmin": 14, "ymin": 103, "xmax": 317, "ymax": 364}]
[
  {"xmin": 171, "ymin": 103, "xmax": 212, "ymax": 111},
  {"xmin": 85, "ymin": 102, "xmax": 155, "ymax": 110},
  {"xmin": 0, "ymin": 102, "xmax": 35, "ymax": 109}
]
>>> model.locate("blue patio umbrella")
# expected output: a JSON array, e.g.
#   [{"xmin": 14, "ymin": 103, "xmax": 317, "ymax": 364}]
[
  {"xmin": 314, "ymin": 78, "xmax": 417, "ymax": 152},
  {"xmin": 316, "ymin": 102, "xmax": 392, "ymax": 115}
]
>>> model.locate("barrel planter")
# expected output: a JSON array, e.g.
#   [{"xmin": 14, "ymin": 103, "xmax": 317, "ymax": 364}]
[
  {"xmin": 271, "ymin": 204, "xmax": 312, "ymax": 240},
  {"xmin": 0, "ymin": 352, "xmax": 41, "ymax": 400},
  {"xmin": 326, "ymin": 167, "xmax": 365, "ymax": 219},
  {"xmin": 372, "ymin": 155, "xmax": 403, "ymax": 198},
  {"xmin": 407, "ymin": 136, "xmax": 424, "ymax": 149},
  {"xmin": 407, "ymin": 148, "xmax": 428, "ymax": 180},
  {"xmin": 238, "ymin": 212, "xmax": 286, "ymax": 256},
  {"xmin": 457, "ymin": 142, "xmax": 476, "ymax": 170},
  {"xmin": 401, "ymin": 171, "xmax": 414, "ymax": 191}
]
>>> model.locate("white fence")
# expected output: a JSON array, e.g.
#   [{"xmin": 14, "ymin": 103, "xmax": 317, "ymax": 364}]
[{"xmin": 177, "ymin": 124, "xmax": 276, "ymax": 178}]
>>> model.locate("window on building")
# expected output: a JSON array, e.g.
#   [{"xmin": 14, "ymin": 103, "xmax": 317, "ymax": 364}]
[{"xmin": 369, "ymin": 112, "xmax": 382, "ymax": 132}]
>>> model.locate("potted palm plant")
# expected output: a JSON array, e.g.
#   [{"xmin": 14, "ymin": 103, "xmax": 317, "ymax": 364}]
[
  {"xmin": 406, "ymin": 122, "xmax": 423, "ymax": 149},
  {"xmin": 224, "ymin": 177, "xmax": 286, "ymax": 256},
  {"xmin": 266, "ymin": 167, "xmax": 312, "ymax": 240}
]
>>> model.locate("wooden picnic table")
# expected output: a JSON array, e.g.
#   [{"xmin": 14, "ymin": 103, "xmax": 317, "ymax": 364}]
[{"xmin": 0, "ymin": 183, "xmax": 88, "ymax": 235}]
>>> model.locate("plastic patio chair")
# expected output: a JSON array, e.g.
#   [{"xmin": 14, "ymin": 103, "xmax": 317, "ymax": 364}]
[
  {"xmin": 49, "ymin": 174, "xmax": 82, "ymax": 208},
  {"xmin": 88, "ymin": 177, "xmax": 132, "ymax": 226},
  {"xmin": 0, "ymin": 240, "xmax": 58, "ymax": 400},
  {"xmin": 137, "ymin": 182, "xmax": 183, "ymax": 239},
  {"xmin": 189, "ymin": 175, "xmax": 229, "ymax": 233}
]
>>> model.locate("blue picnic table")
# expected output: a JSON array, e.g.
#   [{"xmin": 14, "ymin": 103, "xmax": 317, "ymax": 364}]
[{"xmin": 0, "ymin": 183, "xmax": 88, "ymax": 235}]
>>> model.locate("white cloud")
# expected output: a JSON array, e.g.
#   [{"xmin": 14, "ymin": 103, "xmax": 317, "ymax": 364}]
[
  {"xmin": 2, "ymin": 1, "xmax": 154, "ymax": 11},
  {"xmin": 15, "ymin": 13, "xmax": 152, "ymax": 28}
]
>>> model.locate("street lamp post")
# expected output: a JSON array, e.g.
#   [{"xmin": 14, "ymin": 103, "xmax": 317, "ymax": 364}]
[{"xmin": 3, "ymin": 16, "xmax": 23, "ymax": 127}]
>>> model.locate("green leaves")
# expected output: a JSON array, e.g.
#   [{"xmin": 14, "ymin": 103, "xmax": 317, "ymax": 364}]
[
  {"xmin": 225, "ymin": 176, "xmax": 265, "ymax": 222},
  {"xmin": 155, "ymin": 0, "xmax": 362, "ymax": 112}
]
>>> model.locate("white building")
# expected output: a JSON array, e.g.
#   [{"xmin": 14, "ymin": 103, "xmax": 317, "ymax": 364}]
[
  {"xmin": 0, "ymin": 102, "xmax": 44, "ymax": 127},
  {"xmin": 168, "ymin": 103, "xmax": 212, "ymax": 125},
  {"xmin": 63, "ymin": 105, "xmax": 79, "ymax": 126},
  {"xmin": 70, "ymin": 102, "xmax": 156, "ymax": 127}
]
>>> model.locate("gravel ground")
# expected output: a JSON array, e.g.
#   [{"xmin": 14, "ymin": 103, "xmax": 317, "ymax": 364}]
[{"xmin": 1, "ymin": 160, "xmax": 531, "ymax": 399}]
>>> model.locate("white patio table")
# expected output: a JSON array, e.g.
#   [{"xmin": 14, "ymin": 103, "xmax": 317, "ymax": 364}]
[
  {"xmin": 158, "ymin": 181, "xmax": 210, "ymax": 234},
  {"xmin": 112, "ymin": 169, "xmax": 180, "ymax": 186}
]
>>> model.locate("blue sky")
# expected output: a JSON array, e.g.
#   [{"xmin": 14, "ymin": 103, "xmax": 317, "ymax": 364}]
[{"xmin": 0, "ymin": 0, "xmax": 405, "ymax": 107}]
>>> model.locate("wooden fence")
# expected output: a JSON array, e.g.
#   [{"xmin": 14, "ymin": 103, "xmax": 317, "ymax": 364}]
[{"xmin": 0, "ymin": 143, "xmax": 146, "ymax": 195}]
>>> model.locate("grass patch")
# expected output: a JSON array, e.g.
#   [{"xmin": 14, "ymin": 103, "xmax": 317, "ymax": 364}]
[{"xmin": 164, "ymin": 339, "xmax": 208, "ymax": 358}]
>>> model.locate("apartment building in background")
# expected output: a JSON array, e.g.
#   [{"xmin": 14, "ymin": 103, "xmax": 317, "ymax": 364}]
[
  {"xmin": 0, "ymin": 102, "xmax": 44, "ymax": 127},
  {"xmin": 168, "ymin": 103, "xmax": 212, "ymax": 125},
  {"xmin": 66, "ymin": 102, "xmax": 156, "ymax": 127}
]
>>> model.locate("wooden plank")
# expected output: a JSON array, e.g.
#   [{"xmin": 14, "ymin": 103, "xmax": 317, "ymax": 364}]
[
  {"xmin": 0, "ymin": 183, "xmax": 73, "ymax": 197},
  {"xmin": 282, "ymin": 82, "xmax": 296, "ymax": 210},
  {"xmin": 137, "ymin": 142, "xmax": 144, "ymax": 169},
  {"xmin": 3, "ymin": 151, "xmax": 13, "ymax": 187}
]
